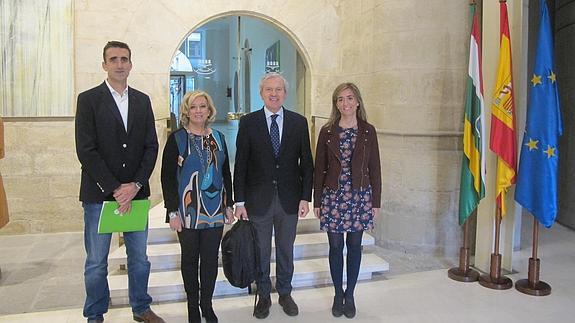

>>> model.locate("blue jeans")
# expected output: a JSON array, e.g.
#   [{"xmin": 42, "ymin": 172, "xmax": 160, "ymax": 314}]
[{"xmin": 82, "ymin": 202, "xmax": 152, "ymax": 321}]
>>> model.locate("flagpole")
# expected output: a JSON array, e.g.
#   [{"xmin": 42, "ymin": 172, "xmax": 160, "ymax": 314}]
[
  {"xmin": 479, "ymin": 206, "xmax": 513, "ymax": 289},
  {"xmin": 448, "ymin": 210, "xmax": 479, "ymax": 282},
  {"xmin": 515, "ymin": 217, "xmax": 552, "ymax": 296}
]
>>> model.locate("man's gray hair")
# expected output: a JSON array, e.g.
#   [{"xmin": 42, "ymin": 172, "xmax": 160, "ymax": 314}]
[{"xmin": 259, "ymin": 72, "xmax": 289, "ymax": 93}]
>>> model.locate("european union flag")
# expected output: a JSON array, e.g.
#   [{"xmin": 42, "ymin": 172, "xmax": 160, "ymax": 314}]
[{"xmin": 515, "ymin": 0, "xmax": 563, "ymax": 228}]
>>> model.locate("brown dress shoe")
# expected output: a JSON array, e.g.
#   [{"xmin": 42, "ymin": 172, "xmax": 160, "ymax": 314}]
[{"xmin": 133, "ymin": 308, "xmax": 166, "ymax": 323}]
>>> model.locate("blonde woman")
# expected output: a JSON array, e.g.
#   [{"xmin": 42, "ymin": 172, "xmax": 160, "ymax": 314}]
[{"xmin": 161, "ymin": 90, "xmax": 233, "ymax": 323}]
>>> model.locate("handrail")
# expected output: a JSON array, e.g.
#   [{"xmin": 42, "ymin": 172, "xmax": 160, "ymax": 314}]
[{"xmin": 311, "ymin": 115, "xmax": 462, "ymax": 137}]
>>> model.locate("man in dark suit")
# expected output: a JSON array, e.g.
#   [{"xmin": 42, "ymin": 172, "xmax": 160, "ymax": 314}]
[
  {"xmin": 234, "ymin": 73, "xmax": 313, "ymax": 319},
  {"xmin": 75, "ymin": 41, "xmax": 164, "ymax": 323}
]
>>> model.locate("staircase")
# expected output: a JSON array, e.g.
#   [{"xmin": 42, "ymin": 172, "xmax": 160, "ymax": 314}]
[{"xmin": 107, "ymin": 202, "xmax": 389, "ymax": 306}]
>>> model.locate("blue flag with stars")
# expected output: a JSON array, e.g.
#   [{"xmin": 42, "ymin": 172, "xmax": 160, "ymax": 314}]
[{"xmin": 515, "ymin": 0, "xmax": 563, "ymax": 228}]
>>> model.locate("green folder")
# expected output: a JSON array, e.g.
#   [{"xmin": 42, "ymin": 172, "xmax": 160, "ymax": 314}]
[{"xmin": 98, "ymin": 200, "xmax": 150, "ymax": 233}]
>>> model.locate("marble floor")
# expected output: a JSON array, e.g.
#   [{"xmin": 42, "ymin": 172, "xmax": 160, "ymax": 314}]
[{"xmin": 1, "ymin": 214, "xmax": 574, "ymax": 322}]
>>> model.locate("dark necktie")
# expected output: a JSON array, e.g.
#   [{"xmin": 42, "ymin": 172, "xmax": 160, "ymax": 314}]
[{"xmin": 270, "ymin": 114, "xmax": 280, "ymax": 158}]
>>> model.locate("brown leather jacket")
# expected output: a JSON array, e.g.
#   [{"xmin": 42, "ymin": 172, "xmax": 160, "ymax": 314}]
[{"xmin": 313, "ymin": 118, "xmax": 381, "ymax": 208}]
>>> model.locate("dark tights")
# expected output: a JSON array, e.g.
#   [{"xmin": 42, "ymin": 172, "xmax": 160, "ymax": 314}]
[
  {"xmin": 178, "ymin": 226, "xmax": 223, "ymax": 322},
  {"xmin": 327, "ymin": 231, "xmax": 363, "ymax": 298}
]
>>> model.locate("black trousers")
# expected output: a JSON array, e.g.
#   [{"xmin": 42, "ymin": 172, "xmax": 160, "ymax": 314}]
[
  {"xmin": 177, "ymin": 226, "xmax": 223, "ymax": 318},
  {"xmin": 250, "ymin": 192, "xmax": 299, "ymax": 296}
]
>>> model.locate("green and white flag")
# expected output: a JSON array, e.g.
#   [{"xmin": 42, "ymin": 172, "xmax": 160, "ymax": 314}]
[{"xmin": 459, "ymin": 4, "xmax": 486, "ymax": 225}]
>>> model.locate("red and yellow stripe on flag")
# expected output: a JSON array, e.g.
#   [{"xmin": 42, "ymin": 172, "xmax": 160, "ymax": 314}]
[{"xmin": 490, "ymin": 1, "xmax": 517, "ymax": 216}]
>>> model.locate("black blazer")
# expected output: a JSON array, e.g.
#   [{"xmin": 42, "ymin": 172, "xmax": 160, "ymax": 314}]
[
  {"xmin": 75, "ymin": 82, "xmax": 159, "ymax": 202},
  {"xmin": 234, "ymin": 108, "xmax": 313, "ymax": 216}
]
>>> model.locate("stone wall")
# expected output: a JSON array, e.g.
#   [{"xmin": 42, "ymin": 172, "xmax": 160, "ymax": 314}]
[
  {"xmin": 556, "ymin": 0, "xmax": 575, "ymax": 229},
  {"xmin": 0, "ymin": 119, "xmax": 166, "ymax": 234},
  {"xmin": 1, "ymin": 0, "xmax": 471, "ymax": 257},
  {"xmin": 0, "ymin": 120, "xmax": 80, "ymax": 233},
  {"xmin": 315, "ymin": 0, "xmax": 468, "ymax": 256}
]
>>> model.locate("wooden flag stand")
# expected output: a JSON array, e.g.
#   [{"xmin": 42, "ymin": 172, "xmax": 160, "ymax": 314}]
[
  {"xmin": 448, "ymin": 212, "xmax": 479, "ymax": 282},
  {"xmin": 479, "ymin": 208, "xmax": 513, "ymax": 289},
  {"xmin": 515, "ymin": 217, "xmax": 551, "ymax": 296}
]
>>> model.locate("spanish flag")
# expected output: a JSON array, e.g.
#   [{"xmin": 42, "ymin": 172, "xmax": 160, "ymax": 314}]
[{"xmin": 489, "ymin": 1, "xmax": 517, "ymax": 216}]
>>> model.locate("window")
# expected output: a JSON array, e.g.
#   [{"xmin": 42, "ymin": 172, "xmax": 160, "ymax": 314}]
[{"xmin": 187, "ymin": 32, "xmax": 202, "ymax": 58}]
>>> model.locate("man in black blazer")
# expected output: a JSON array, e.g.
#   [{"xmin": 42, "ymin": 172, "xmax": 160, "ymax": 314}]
[
  {"xmin": 75, "ymin": 41, "xmax": 164, "ymax": 323},
  {"xmin": 234, "ymin": 73, "xmax": 313, "ymax": 319}
]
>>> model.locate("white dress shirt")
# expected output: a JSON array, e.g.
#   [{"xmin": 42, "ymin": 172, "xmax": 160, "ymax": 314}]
[
  {"xmin": 263, "ymin": 106, "xmax": 284, "ymax": 142},
  {"xmin": 105, "ymin": 79, "xmax": 129, "ymax": 131}
]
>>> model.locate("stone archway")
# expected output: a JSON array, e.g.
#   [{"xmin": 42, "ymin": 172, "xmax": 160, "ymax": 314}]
[{"xmin": 167, "ymin": 12, "xmax": 313, "ymax": 166}]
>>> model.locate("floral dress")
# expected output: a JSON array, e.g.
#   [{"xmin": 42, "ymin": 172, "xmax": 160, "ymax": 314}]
[{"xmin": 320, "ymin": 127, "xmax": 374, "ymax": 233}]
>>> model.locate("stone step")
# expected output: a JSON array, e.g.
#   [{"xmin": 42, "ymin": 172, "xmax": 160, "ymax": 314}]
[
  {"xmin": 109, "ymin": 232, "xmax": 375, "ymax": 270},
  {"xmin": 108, "ymin": 253, "xmax": 389, "ymax": 306},
  {"xmin": 147, "ymin": 202, "xmax": 177, "ymax": 244},
  {"xmin": 146, "ymin": 202, "xmax": 320, "ymax": 244}
]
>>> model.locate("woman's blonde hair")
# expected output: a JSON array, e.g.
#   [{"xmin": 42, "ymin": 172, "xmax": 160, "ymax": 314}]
[
  {"xmin": 325, "ymin": 82, "xmax": 368, "ymax": 128},
  {"xmin": 179, "ymin": 90, "xmax": 217, "ymax": 128}
]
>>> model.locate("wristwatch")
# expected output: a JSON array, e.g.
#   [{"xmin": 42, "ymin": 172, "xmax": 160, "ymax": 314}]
[
  {"xmin": 134, "ymin": 182, "xmax": 143, "ymax": 190},
  {"xmin": 169, "ymin": 211, "xmax": 179, "ymax": 219}
]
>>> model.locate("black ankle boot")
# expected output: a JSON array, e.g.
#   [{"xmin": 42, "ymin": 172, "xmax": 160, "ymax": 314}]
[
  {"xmin": 343, "ymin": 296, "xmax": 356, "ymax": 318},
  {"xmin": 332, "ymin": 295, "xmax": 344, "ymax": 317},
  {"xmin": 201, "ymin": 307, "xmax": 218, "ymax": 323}
]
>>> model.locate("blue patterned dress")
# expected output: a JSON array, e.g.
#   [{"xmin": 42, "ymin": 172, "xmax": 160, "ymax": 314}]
[
  {"xmin": 320, "ymin": 127, "xmax": 374, "ymax": 233},
  {"xmin": 174, "ymin": 130, "xmax": 228, "ymax": 229}
]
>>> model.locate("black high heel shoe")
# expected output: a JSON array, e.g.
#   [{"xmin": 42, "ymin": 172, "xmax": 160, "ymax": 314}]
[{"xmin": 201, "ymin": 307, "xmax": 218, "ymax": 323}]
